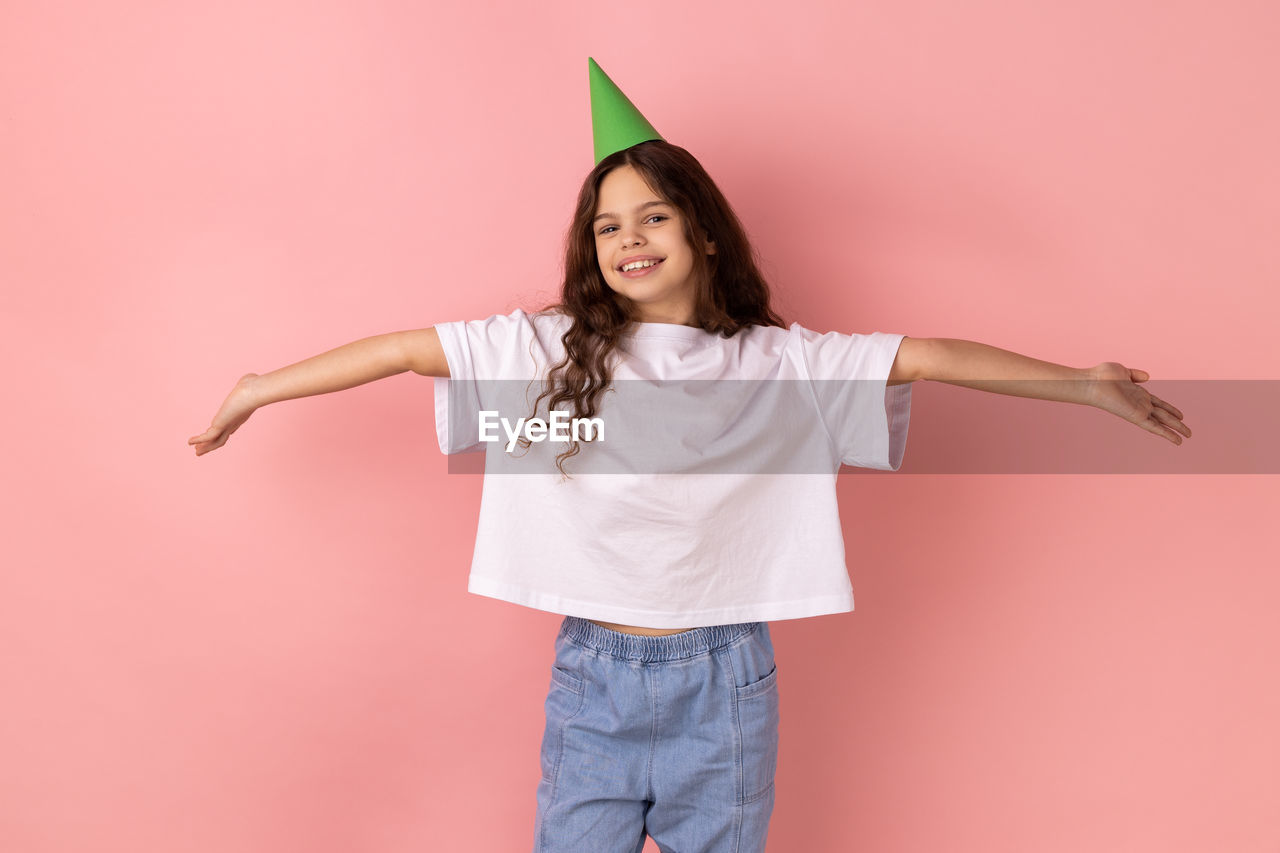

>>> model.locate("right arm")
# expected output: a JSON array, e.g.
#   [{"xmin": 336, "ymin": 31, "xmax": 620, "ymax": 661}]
[{"xmin": 188, "ymin": 327, "xmax": 450, "ymax": 456}]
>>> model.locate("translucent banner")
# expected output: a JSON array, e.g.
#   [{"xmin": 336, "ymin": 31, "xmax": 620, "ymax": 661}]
[{"xmin": 437, "ymin": 380, "xmax": 1271, "ymax": 475}]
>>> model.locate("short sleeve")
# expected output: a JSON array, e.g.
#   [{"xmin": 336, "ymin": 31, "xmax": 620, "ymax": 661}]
[
  {"xmin": 795, "ymin": 327, "xmax": 913, "ymax": 471},
  {"xmin": 431, "ymin": 309, "xmax": 546, "ymax": 455}
]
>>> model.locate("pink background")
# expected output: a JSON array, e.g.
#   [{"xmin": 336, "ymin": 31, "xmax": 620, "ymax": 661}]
[{"xmin": 3, "ymin": 1, "xmax": 1277, "ymax": 851}]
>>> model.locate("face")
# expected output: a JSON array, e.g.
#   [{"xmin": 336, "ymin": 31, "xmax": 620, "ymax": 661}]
[{"xmin": 593, "ymin": 164, "xmax": 715, "ymax": 325}]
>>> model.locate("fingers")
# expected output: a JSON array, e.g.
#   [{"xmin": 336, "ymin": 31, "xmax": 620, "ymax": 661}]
[
  {"xmin": 1140, "ymin": 409, "xmax": 1180, "ymax": 444},
  {"xmin": 188, "ymin": 427, "xmax": 224, "ymax": 454},
  {"xmin": 1148, "ymin": 393, "xmax": 1185, "ymax": 423},
  {"xmin": 192, "ymin": 436, "xmax": 225, "ymax": 456},
  {"xmin": 1150, "ymin": 416, "xmax": 1182, "ymax": 443},
  {"xmin": 1146, "ymin": 391, "xmax": 1190, "ymax": 437},
  {"xmin": 1134, "ymin": 377, "xmax": 1192, "ymax": 443},
  {"xmin": 1146, "ymin": 405, "xmax": 1190, "ymax": 443}
]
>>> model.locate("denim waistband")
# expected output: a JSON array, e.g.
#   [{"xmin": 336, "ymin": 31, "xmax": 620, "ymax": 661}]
[{"xmin": 560, "ymin": 616, "xmax": 761, "ymax": 662}]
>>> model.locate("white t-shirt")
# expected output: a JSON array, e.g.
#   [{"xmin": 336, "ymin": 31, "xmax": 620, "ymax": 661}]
[{"xmin": 432, "ymin": 308, "xmax": 911, "ymax": 628}]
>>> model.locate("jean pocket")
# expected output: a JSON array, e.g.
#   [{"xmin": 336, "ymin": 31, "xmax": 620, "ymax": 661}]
[
  {"xmin": 733, "ymin": 663, "xmax": 779, "ymax": 804},
  {"xmin": 540, "ymin": 665, "xmax": 586, "ymax": 783}
]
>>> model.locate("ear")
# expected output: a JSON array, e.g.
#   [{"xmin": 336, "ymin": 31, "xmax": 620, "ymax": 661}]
[{"xmin": 704, "ymin": 233, "xmax": 716, "ymax": 255}]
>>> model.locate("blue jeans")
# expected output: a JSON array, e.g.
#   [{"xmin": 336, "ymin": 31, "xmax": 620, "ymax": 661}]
[{"xmin": 533, "ymin": 616, "xmax": 779, "ymax": 853}]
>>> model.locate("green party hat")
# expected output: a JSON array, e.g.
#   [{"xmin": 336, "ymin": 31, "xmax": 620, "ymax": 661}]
[{"xmin": 589, "ymin": 57, "xmax": 664, "ymax": 165}]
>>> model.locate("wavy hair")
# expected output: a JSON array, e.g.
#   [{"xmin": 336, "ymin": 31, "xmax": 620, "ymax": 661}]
[{"xmin": 522, "ymin": 139, "xmax": 786, "ymax": 475}]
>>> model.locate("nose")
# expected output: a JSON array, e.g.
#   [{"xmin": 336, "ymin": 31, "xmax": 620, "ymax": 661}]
[{"xmin": 618, "ymin": 223, "xmax": 644, "ymax": 249}]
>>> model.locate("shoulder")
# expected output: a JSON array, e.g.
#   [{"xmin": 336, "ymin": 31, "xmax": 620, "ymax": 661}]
[
  {"xmin": 528, "ymin": 306, "xmax": 572, "ymax": 330},
  {"xmin": 781, "ymin": 321, "xmax": 914, "ymax": 380},
  {"xmin": 720, "ymin": 321, "xmax": 794, "ymax": 346},
  {"xmin": 730, "ymin": 321, "xmax": 843, "ymax": 354},
  {"xmin": 783, "ymin": 320, "xmax": 905, "ymax": 351},
  {"xmin": 443, "ymin": 306, "xmax": 562, "ymax": 341}
]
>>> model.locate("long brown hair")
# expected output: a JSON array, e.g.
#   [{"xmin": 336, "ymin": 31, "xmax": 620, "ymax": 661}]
[{"xmin": 524, "ymin": 139, "xmax": 786, "ymax": 475}]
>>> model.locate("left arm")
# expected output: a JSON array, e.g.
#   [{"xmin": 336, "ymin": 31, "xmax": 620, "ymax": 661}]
[{"xmin": 888, "ymin": 336, "xmax": 1192, "ymax": 445}]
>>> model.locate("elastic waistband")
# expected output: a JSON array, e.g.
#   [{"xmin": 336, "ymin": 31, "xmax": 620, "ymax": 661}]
[{"xmin": 561, "ymin": 616, "xmax": 760, "ymax": 662}]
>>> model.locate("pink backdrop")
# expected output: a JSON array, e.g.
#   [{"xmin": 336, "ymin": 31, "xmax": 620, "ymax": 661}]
[{"xmin": 3, "ymin": 1, "xmax": 1277, "ymax": 851}]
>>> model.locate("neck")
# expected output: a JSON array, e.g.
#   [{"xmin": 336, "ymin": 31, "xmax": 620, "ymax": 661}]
[{"xmin": 631, "ymin": 303, "xmax": 695, "ymax": 327}]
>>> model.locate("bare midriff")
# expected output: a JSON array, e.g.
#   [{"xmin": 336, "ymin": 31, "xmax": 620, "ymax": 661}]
[{"xmin": 588, "ymin": 619, "xmax": 694, "ymax": 636}]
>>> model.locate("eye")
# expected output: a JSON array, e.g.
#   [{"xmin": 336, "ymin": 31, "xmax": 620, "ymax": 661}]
[{"xmin": 597, "ymin": 215, "xmax": 668, "ymax": 235}]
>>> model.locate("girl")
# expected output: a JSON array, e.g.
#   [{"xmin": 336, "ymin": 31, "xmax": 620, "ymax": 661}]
[{"xmin": 188, "ymin": 61, "xmax": 1190, "ymax": 853}]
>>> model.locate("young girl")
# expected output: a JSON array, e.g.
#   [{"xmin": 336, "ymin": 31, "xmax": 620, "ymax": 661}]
[{"xmin": 188, "ymin": 59, "xmax": 1190, "ymax": 853}]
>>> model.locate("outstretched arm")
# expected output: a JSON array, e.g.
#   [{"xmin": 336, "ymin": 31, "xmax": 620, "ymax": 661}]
[
  {"xmin": 888, "ymin": 336, "xmax": 1191, "ymax": 445},
  {"xmin": 187, "ymin": 328, "xmax": 450, "ymax": 456}
]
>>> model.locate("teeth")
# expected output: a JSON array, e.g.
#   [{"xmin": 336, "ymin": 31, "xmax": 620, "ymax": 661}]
[{"xmin": 621, "ymin": 259, "xmax": 660, "ymax": 272}]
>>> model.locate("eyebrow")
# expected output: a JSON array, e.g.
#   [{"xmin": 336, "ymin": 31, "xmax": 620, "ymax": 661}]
[{"xmin": 592, "ymin": 200, "xmax": 672, "ymax": 223}]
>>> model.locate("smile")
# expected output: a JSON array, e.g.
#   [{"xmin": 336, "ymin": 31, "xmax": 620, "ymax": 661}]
[{"xmin": 619, "ymin": 259, "xmax": 663, "ymax": 278}]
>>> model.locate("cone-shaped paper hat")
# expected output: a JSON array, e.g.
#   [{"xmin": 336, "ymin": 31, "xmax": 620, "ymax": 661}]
[{"xmin": 589, "ymin": 57, "xmax": 664, "ymax": 165}]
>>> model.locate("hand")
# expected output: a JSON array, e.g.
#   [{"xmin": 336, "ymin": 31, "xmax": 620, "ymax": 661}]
[
  {"xmin": 188, "ymin": 374, "xmax": 261, "ymax": 456},
  {"xmin": 1086, "ymin": 362, "xmax": 1191, "ymax": 445}
]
